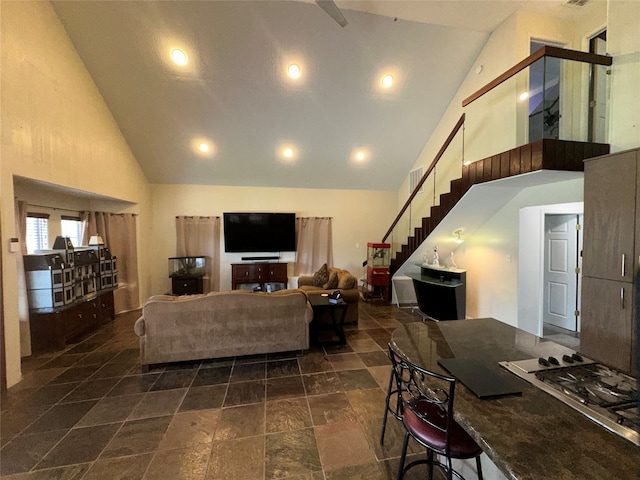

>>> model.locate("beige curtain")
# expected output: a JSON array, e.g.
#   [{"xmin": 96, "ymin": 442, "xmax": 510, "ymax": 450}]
[
  {"xmin": 82, "ymin": 211, "xmax": 139, "ymax": 313},
  {"xmin": 80, "ymin": 211, "xmax": 91, "ymax": 246},
  {"xmin": 176, "ymin": 216, "xmax": 220, "ymax": 292},
  {"xmin": 106, "ymin": 214, "xmax": 139, "ymax": 313},
  {"xmin": 295, "ymin": 217, "xmax": 333, "ymax": 276},
  {"xmin": 15, "ymin": 199, "xmax": 31, "ymax": 357}
]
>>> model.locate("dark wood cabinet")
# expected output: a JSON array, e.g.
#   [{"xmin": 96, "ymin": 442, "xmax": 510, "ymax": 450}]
[
  {"xmin": 29, "ymin": 290, "xmax": 115, "ymax": 353},
  {"xmin": 68, "ymin": 298, "xmax": 99, "ymax": 341},
  {"xmin": 267, "ymin": 263, "xmax": 287, "ymax": 282},
  {"xmin": 231, "ymin": 262, "xmax": 288, "ymax": 290},
  {"xmin": 99, "ymin": 290, "xmax": 115, "ymax": 321},
  {"xmin": 581, "ymin": 148, "xmax": 638, "ymax": 374},
  {"xmin": 171, "ymin": 276, "xmax": 203, "ymax": 295}
]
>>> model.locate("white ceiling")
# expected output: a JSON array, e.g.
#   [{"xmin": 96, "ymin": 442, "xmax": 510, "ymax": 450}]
[{"xmin": 50, "ymin": 1, "xmax": 568, "ymax": 191}]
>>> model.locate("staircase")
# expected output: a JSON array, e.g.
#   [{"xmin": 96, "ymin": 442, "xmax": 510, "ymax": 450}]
[{"xmin": 388, "ymin": 138, "xmax": 610, "ymax": 279}]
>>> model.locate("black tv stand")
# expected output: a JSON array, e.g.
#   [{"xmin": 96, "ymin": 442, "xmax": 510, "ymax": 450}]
[{"xmin": 241, "ymin": 256, "xmax": 280, "ymax": 261}]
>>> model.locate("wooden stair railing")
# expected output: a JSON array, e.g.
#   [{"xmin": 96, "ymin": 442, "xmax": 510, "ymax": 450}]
[
  {"xmin": 462, "ymin": 46, "xmax": 612, "ymax": 108},
  {"xmin": 381, "ymin": 113, "xmax": 465, "ymax": 245}
]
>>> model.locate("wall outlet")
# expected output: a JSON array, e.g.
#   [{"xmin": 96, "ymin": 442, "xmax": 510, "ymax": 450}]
[
  {"xmin": 506, "ymin": 254, "xmax": 512, "ymax": 262},
  {"xmin": 355, "ymin": 242, "xmax": 360, "ymax": 249}
]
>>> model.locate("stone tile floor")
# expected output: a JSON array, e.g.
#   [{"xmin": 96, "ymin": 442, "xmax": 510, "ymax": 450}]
[
  {"xmin": 0, "ymin": 301, "xmax": 445, "ymax": 479},
  {"xmin": 542, "ymin": 322, "xmax": 580, "ymax": 350}
]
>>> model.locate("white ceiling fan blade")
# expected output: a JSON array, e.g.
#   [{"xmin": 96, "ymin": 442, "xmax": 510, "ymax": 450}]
[{"xmin": 315, "ymin": 0, "xmax": 348, "ymax": 27}]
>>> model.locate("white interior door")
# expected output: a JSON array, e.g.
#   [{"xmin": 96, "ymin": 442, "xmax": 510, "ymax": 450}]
[{"xmin": 543, "ymin": 214, "xmax": 579, "ymax": 330}]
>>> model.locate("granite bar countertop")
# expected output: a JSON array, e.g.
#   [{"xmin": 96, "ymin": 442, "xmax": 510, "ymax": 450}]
[{"xmin": 390, "ymin": 318, "xmax": 640, "ymax": 480}]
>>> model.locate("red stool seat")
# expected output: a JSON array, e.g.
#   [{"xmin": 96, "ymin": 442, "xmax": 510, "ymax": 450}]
[{"xmin": 403, "ymin": 399, "xmax": 483, "ymax": 458}]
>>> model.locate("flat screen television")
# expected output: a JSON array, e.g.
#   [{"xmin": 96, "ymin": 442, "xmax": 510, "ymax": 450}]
[{"xmin": 223, "ymin": 212, "xmax": 296, "ymax": 253}]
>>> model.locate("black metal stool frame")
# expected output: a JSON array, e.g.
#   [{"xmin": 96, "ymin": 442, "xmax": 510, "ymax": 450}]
[
  {"xmin": 380, "ymin": 342, "xmax": 407, "ymax": 445},
  {"xmin": 395, "ymin": 353, "xmax": 483, "ymax": 480}
]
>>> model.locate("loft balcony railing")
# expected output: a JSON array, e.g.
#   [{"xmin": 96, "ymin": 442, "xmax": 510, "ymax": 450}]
[{"xmin": 383, "ymin": 46, "xmax": 612, "ymax": 266}]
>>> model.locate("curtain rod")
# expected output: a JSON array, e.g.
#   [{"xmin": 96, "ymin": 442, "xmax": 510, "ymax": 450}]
[
  {"xmin": 25, "ymin": 203, "xmax": 139, "ymax": 217},
  {"xmin": 80, "ymin": 211, "xmax": 138, "ymax": 217},
  {"xmin": 27, "ymin": 202, "xmax": 138, "ymax": 217},
  {"xmin": 26, "ymin": 203, "xmax": 82, "ymax": 214}
]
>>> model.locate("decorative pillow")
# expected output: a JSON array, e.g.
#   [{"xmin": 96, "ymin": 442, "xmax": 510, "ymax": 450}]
[
  {"xmin": 312, "ymin": 263, "xmax": 329, "ymax": 287},
  {"xmin": 337, "ymin": 270, "xmax": 356, "ymax": 290},
  {"xmin": 323, "ymin": 269, "xmax": 339, "ymax": 289}
]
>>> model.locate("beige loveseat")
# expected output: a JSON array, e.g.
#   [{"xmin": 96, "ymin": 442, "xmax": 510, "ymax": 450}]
[
  {"xmin": 134, "ymin": 289, "xmax": 313, "ymax": 371},
  {"xmin": 297, "ymin": 265, "xmax": 359, "ymax": 324}
]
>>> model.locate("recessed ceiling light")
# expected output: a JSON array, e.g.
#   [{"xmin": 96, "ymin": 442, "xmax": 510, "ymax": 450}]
[
  {"xmin": 352, "ymin": 149, "xmax": 369, "ymax": 164},
  {"xmin": 382, "ymin": 74, "xmax": 394, "ymax": 88},
  {"xmin": 192, "ymin": 138, "xmax": 215, "ymax": 157},
  {"xmin": 278, "ymin": 144, "xmax": 297, "ymax": 161},
  {"xmin": 170, "ymin": 48, "xmax": 188, "ymax": 66},
  {"xmin": 519, "ymin": 91, "xmax": 529, "ymax": 101},
  {"xmin": 287, "ymin": 64, "xmax": 301, "ymax": 79}
]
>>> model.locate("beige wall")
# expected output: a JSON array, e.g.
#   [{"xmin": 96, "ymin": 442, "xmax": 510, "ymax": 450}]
[
  {"xmin": 407, "ymin": 5, "xmax": 605, "ymax": 202},
  {"xmin": 149, "ymin": 184, "xmax": 397, "ymax": 295},
  {"xmin": 607, "ymin": 0, "xmax": 640, "ymax": 150},
  {"xmin": 394, "ymin": 1, "xmax": 639, "ymax": 325},
  {"xmin": 1, "ymin": 1, "xmax": 152, "ymax": 387}
]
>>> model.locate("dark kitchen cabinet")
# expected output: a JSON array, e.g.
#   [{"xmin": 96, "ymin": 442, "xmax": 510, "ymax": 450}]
[
  {"xmin": 581, "ymin": 276, "xmax": 634, "ymax": 372},
  {"xmin": 582, "ymin": 150, "xmax": 636, "ymax": 282},
  {"xmin": 581, "ymin": 148, "xmax": 639, "ymax": 374}
]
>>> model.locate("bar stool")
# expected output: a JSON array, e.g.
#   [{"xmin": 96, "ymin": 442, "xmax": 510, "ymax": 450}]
[
  {"xmin": 380, "ymin": 342, "xmax": 407, "ymax": 445},
  {"xmin": 396, "ymin": 355, "xmax": 483, "ymax": 480}
]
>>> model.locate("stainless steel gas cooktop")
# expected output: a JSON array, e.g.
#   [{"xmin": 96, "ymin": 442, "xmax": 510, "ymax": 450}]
[{"xmin": 500, "ymin": 354, "xmax": 639, "ymax": 447}]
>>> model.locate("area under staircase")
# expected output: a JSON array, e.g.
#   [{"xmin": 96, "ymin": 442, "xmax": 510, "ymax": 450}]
[{"xmin": 386, "ymin": 138, "xmax": 610, "ymax": 281}]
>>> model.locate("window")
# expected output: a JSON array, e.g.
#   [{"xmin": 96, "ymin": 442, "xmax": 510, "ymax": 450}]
[
  {"xmin": 26, "ymin": 213, "xmax": 49, "ymax": 253},
  {"xmin": 61, "ymin": 216, "xmax": 83, "ymax": 248}
]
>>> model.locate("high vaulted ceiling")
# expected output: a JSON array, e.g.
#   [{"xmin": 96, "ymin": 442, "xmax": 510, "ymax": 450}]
[{"xmin": 50, "ymin": 1, "xmax": 573, "ymax": 191}]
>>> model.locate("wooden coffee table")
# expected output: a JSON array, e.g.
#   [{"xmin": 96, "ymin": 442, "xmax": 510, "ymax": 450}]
[{"xmin": 307, "ymin": 293, "xmax": 348, "ymax": 345}]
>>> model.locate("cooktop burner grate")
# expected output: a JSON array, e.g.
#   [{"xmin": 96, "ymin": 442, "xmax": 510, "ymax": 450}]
[
  {"xmin": 500, "ymin": 356, "xmax": 639, "ymax": 447},
  {"xmin": 535, "ymin": 363, "xmax": 638, "ymax": 408}
]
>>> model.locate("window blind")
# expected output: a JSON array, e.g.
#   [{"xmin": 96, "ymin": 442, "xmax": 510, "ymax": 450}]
[{"xmin": 26, "ymin": 214, "xmax": 49, "ymax": 253}]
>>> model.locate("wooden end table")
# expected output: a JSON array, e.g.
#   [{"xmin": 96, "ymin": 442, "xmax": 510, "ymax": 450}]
[{"xmin": 307, "ymin": 293, "xmax": 348, "ymax": 345}]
